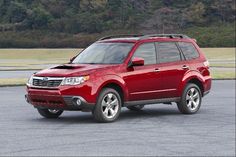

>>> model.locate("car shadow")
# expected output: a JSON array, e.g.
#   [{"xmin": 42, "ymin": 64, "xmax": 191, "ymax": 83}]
[
  {"xmin": 31, "ymin": 113, "xmax": 94, "ymax": 124},
  {"xmin": 30, "ymin": 107, "xmax": 182, "ymax": 124},
  {"xmin": 120, "ymin": 108, "xmax": 180, "ymax": 119}
]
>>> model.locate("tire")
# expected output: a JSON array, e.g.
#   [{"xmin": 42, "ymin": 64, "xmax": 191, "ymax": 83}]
[
  {"xmin": 37, "ymin": 108, "xmax": 63, "ymax": 118},
  {"xmin": 127, "ymin": 105, "xmax": 144, "ymax": 111},
  {"xmin": 92, "ymin": 88, "xmax": 122, "ymax": 123},
  {"xmin": 177, "ymin": 83, "xmax": 202, "ymax": 114}
]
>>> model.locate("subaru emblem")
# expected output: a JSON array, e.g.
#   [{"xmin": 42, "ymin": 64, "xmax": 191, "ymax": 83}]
[{"xmin": 43, "ymin": 77, "xmax": 48, "ymax": 81}]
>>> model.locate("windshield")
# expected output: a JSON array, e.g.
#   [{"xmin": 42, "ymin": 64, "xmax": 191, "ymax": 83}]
[{"xmin": 72, "ymin": 42, "xmax": 134, "ymax": 64}]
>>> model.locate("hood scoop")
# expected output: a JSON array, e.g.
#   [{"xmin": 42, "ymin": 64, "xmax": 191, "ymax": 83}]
[{"xmin": 52, "ymin": 64, "xmax": 75, "ymax": 69}]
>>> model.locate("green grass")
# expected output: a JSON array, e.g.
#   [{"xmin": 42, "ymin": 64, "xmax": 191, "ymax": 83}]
[
  {"xmin": 211, "ymin": 70, "xmax": 235, "ymax": 79},
  {"xmin": 203, "ymin": 48, "xmax": 235, "ymax": 69},
  {"xmin": 210, "ymin": 63, "xmax": 235, "ymax": 68},
  {"xmin": 0, "ymin": 48, "xmax": 81, "ymax": 70},
  {"xmin": 203, "ymin": 48, "xmax": 235, "ymax": 60},
  {"xmin": 0, "ymin": 78, "xmax": 27, "ymax": 86},
  {"xmin": 0, "ymin": 48, "xmax": 80, "ymax": 60}
]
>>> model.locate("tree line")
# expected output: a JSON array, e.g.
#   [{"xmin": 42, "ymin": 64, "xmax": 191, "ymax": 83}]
[{"xmin": 0, "ymin": 0, "xmax": 235, "ymax": 48}]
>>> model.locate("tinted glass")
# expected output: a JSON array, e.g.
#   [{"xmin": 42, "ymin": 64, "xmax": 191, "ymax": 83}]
[
  {"xmin": 157, "ymin": 42, "xmax": 181, "ymax": 63},
  {"xmin": 178, "ymin": 42, "xmax": 199, "ymax": 60},
  {"xmin": 132, "ymin": 43, "xmax": 156, "ymax": 65},
  {"xmin": 73, "ymin": 42, "xmax": 134, "ymax": 64}
]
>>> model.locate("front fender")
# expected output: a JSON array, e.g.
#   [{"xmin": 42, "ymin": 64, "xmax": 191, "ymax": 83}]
[{"xmin": 92, "ymin": 74, "xmax": 129, "ymax": 102}]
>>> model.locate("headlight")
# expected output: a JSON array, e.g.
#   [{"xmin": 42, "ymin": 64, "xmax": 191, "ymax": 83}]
[
  {"xmin": 27, "ymin": 76, "xmax": 33, "ymax": 86},
  {"xmin": 61, "ymin": 76, "xmax": 89, "ymax": 85}
]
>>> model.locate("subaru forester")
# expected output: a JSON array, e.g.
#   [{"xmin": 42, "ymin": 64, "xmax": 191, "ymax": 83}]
[{"xmin": 25, "ymin": 34, "xmax": 211, "ymax": 122}]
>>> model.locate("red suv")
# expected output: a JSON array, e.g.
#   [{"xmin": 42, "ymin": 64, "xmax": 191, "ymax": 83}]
[{"xmin": 25, "ymin": 34, "xmax": 211, "ymax": 122}]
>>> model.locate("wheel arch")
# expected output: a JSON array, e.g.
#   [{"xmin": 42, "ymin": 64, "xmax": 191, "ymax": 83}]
[
  {"xmin": 101, "ymin": 83, "xmax": 125, "ymax": 105},
  {"xmin": 179, "ymin": 71, "xmax": 205, "ymax": 97},
  {"xmin": 187, "ymin": 78, "xmax": 204, "ymax": 96},
  {"xmin": 96, "ymin": 77, "xmax": 128, "ymax": 106}
]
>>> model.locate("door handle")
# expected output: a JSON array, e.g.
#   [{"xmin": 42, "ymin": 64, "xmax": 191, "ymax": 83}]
[
  {"xmin": 154, "ymin": 68, "xmax": 160, "ymax": 72},
  {"xmin": 182, "ymin": 65, "xmax": 189, "ymax": 70}
]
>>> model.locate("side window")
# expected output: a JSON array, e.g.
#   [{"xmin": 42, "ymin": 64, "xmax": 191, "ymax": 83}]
[
  {"xmin": 132, "ymin": 43, "xmax": 156, "ymax": 65},
  {"xmin": 157, "ymin": 42, "xmax": 181, "ymax": 63},
  {"xmin": 178, "ymin": 42, "xmax": 199, "ymax": 60}
]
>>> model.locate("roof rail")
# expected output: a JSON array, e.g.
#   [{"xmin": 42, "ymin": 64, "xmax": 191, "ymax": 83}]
[
  {"xmin": 99, "ymin": 34, "xmax": 143, "ymax": 41},
  {"xmin": 139, "ymin": 34, "xmax": 190, "ymax": 40},
  {"xmin": 98, "ymin": 34, "xmax": 190, "ymax": 41}
]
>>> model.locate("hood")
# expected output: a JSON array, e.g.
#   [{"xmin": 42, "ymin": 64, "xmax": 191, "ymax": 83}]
[{"xmin": 35, "ymin": 64, "xmax": 117, "ymax": 77}]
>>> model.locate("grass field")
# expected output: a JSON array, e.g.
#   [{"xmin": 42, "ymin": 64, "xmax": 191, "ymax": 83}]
[
  {"xmin": 203, "ymin": 48, "xmax": 235, "ymax": 59},
  {"xmin": 0, "ymin": 48, "xmax": 80, "ymax": 70},
  {"xmin": 0, "ymin": 78, "xmax": 27, "ymax": 86},
  {"xmin": 0, "ymin": 48, "xmax": 80, "ymax": 59},
  {"xmin": 0, "ymin": 48, "xmax": 235, "ymax": 86}
]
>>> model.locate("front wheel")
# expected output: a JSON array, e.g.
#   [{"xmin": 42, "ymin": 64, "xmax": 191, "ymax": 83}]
[
  {"xmin": 92, "ymin": 88, "xmax": 122, "ymax": 123},
  {"xmin": 37, "ymin": 108, "xmax": 63, "ymax": 118},
  {"xmin": 177, "ymin": 83, "xmax": 202, "ymax": 114}
]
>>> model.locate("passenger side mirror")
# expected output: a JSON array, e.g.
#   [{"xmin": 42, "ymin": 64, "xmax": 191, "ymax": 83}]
[{"xmin": 130, "ymin": 57, "xmax": 144, "ymax": 66}]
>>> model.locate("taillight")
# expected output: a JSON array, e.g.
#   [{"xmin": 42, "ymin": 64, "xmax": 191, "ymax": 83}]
[
  {"xmin": 204, "ymin": 60, "xmax": 210, "ymax": 68},
  {"xmin": 192, "ymin": 38, "xmax": 197, "ymax": 43}
]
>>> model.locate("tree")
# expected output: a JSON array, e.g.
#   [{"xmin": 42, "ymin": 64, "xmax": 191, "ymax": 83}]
[
  {"xmin": 25, "ymin": 7, "xmax": 52, "ymax": 29},
  {"xmin": 209, "ymin": 0, "xmax": 236, "ymax": 24},
  {"xmin": 185, "ymin": 2, "xmax": 206, "ymax": 25}
]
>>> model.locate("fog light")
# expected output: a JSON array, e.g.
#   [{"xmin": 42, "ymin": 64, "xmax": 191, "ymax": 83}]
[{"xmin": 76, "ymin": 98, "xmax": 82, "ymax": 106}]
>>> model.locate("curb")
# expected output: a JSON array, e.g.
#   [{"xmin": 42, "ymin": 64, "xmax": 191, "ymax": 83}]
[
  {"xmin": 213, "ymin": 78, "xmax": 236, "ymax": 80},
  {"xmin": 0, "ymin": 84, "xmax": 26, "ymax": 87},
  {"xmin": 0, "ymin": 69, "xmax": 41, "ymax": 71}
]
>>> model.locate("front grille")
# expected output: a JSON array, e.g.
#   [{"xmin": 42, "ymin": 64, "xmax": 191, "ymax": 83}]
[{"xmin": 32, "ymin": 77, "xmax": 63, "ymax": 88}]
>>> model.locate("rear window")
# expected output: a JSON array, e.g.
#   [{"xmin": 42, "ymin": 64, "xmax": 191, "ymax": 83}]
[
  {"xmin": 178, "ymin": 42, "xmax": 199, "ymax": 60},
  {"xmin": 156, "ymin": 42, "xmax": 181, "ymax": 63}
]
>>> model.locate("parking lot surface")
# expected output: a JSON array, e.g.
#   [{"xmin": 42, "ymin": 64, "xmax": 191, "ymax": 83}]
[{"xmin": 0, "ymin": 80, "xmax": 235, "ymax": 156}]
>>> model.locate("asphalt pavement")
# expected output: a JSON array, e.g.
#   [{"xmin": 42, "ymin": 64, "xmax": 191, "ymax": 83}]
[{"xmin": 0, "ymin": 80, "xmax": 235, "ymax": 156}]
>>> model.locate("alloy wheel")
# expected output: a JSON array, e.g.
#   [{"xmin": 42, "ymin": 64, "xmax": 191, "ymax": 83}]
[
  {"xmin": 186, "ymin": 88, "xmax": 200, "ymax": 111},
  {"xmin": 101, "ymin": 93, "xmax": 119, "ymax": 119}
]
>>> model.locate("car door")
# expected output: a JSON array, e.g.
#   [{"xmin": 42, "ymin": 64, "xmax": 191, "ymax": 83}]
[
  {"xmin": 123, "ymin": 42, "xmax": 161, "ymax": 101},
  {"xmin": 154, "ymin": 42, "xmax": 189, "ymax": 98}
]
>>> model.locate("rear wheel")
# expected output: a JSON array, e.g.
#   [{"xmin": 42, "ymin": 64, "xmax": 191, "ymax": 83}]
[
  {"xmin": 92, "ymin": 88, "xmax": 121, "ymax": 123},
  {"xmin": 37, "ymin": 108, "xmax": 63, "ymax": 118},
  {"xmin": 127, "ymin": 105, "xmax": 144, "ymax": 111},
  {"xmin": 177, "ymin": 83, "xmax": 202, "ymax": 114}
]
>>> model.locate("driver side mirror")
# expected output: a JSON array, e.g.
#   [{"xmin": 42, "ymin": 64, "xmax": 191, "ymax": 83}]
[{"xmin": 129, "ymin": 57, "xmax": 144, "ymax": 67}]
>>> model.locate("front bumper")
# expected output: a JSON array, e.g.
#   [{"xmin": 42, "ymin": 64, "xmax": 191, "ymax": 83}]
[{"xmin": 25, "ymin": 94, "xmax": 95, "ymax": 111}]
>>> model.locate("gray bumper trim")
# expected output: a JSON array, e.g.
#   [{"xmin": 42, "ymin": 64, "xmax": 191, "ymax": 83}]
[{"xmin": 63, "ymin": 96, "xmax": 95, "ymax": 110}]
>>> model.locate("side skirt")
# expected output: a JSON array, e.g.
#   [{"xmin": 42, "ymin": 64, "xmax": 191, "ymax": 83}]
[{"xmin": 124, "ymin": 97, "xmax": 180, "ymax": 107}]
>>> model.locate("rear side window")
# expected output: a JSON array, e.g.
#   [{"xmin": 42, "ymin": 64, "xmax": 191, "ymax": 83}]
[
  {"xmin": 156, "ymin": 42, "xmax": 181, "ymax": 63},
  {"xmin": 133, "ymin": 43, "xmax": 156, "ymax": 65},
  {"xmin": 178, "ymin": 42, "xmax": 199, "ymax": 60}
]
